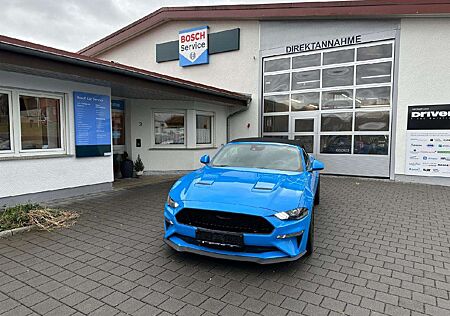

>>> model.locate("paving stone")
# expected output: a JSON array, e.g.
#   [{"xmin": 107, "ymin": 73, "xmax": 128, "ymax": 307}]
[{"xmin": 0, "ymin": 177, "xmax": 449, "ymax": 316}]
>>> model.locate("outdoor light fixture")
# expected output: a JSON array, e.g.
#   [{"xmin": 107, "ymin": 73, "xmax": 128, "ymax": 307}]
[{"xmin": 276, "ymin": 231, "xmax": 304, "ymax": 239}]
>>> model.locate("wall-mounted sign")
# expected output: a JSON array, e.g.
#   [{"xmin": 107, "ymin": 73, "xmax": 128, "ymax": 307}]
[
  {"xmin": 179, "ymin": 26, "xmax": 209, "ymax": 67},
  {"xmin": 405, "ymin": 104, "xmax": 450, "ymax": 177},
  {"xmin": 74, "ymin": 92, "xmax": 112, "ymax": 157},
  {"xmin": 286, "ymin": 35, "xmax": 362, "ymax": 54}
]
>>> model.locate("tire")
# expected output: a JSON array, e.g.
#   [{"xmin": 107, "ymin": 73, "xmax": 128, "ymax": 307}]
[
  {"xmin": 314, "ymin": 177, "xmax": 320, "ymax": 206},
  {"xmin": 305, "ymin": 208, "xmax": 314, "ymax": 256}
]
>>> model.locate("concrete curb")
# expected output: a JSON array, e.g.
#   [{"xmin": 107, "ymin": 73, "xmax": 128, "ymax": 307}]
[{"xmin": 0, "ymin": 225, "xmax": 35, "ymax": 238}]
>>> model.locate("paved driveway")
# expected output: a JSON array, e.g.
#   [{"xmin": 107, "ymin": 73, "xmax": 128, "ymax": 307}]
[{"xmin": 0, "ymin": 176, "xmax": 449, "ymax": 316}]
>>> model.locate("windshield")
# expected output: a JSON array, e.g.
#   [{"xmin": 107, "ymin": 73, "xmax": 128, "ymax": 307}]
[{"xmin": 211, "ymin": 143, "xmax": 303, "ymax": 172}]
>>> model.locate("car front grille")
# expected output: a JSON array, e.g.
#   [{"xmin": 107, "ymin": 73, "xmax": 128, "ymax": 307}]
[{"xmin": 175, "ymin": 208, "xmax": 274, "ymax": 234}]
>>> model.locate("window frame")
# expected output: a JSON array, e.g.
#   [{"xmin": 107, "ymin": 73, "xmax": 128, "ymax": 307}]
[
  {"xmin": 0, "ymin": 88, "xmax": 68, "ymax": 158},
  {"xmin": 195, "ymin": 111, "xmax": 215, "ymax": 147},
  {"xmin": 17, "ymin": 90, "xmax": 66, "ymax": 155},
  {"xmin": 152, "ymin": 110, "xmax": 187, "ymax": 148},
  {"xmin": 0, "ymin": 89, "xmax": 14, "ymax": 155}
]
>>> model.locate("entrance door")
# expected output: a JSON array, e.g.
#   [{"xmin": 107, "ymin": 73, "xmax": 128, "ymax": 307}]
[{"xmin": 290, "ymin": 114, "xmax": 318, "ymax": 154}]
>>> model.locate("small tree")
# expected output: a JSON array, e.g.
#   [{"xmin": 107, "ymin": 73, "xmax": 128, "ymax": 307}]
[{"xmin": 134, "ymin": 155, "xmax": 145, "ymax": 173}]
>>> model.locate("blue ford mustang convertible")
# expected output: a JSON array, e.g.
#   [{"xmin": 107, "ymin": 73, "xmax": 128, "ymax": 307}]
[{"xmin": 164, "ymin": 138, "xmax": 324, "ymax": 264}]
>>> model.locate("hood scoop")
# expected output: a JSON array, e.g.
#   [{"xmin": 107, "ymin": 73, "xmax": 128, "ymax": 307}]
[{"xmin": 253, "ymin": 181, "xmax": 276, "ymax": 191}]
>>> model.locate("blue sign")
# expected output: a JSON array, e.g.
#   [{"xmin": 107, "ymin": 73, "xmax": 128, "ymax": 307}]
[
  {"xmin": 179, "ymin": 26, "xmax": 209, "ymax": 67},
  {"xmin": 74, "ymin": 92, "xmax": 111, "ymax": 157}
]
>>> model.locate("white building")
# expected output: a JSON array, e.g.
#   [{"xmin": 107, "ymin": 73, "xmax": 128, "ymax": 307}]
[{"xmin": 1, "ymin": 0, "xmax": 450, "ymax": 204}]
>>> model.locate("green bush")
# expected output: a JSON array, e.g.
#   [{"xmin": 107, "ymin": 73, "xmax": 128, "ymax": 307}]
[
  {"xmin": 134, "ymin": 154, "xmax": 145, "ymax": 172},
  {"xmin": 0, "ymin": 203, "xmax": 41, "ymax": 231}
]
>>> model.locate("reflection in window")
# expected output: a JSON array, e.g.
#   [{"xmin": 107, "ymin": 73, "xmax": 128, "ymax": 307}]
[
  {"xmin": 357, "ymin": 44, "xmax": 392, "ymax": 61},
  {"xmin": 322, "ymin": 66, "xmax": 354, "ymax": 88},
  {"xmin": 295, "ymin": 119, "xmax": 314, "ymax": 132},
  {"xmin": 264, "ymin": 58, "xmax": 290, "ymax": 72},
  {"xmin": 264, "ymin": 73, "xmax": 290, "ymax": 93},
  {"xmin": 111, "ymin": 101, "xmax": 125, "ymax": 146},
  {"xmin": 154, "ymin": 112, "xmax": 185, "ymax": 145},
  {"xmin": 355, "ymin": 87, "xmax": 391, "ymax": 108},
  {"xmin": 291, "ymin": 92, "xmax": 319, "ymax": 111},
  {"xmin": 20, "ymin": 95, "xmax": 61, "ymax": 150},
  {"xmin": 323, "ymin": 49, "xmax": 354, "ymax": 65},
  {"xmin": 291, "ymin": 70, "xmax": 320, "ymax": 90},
  {"xmin": 0, "ymin": 93, "xmax": 10, "ymax": 151},
  {"xmin": 355, "ymin": 111, "xmax": 390, "ymax": 131},
  {"xmin": 264, "ymin": 95, "xmax": 289, "ymax": 113},
  {"xmin": 321, "ymin": 113, "xmax": 353, "ymax": 132},
  {"xmin": 322, "ymin": 89, "xmax": 353, "ymax": 110},
  {"xmin": 320, "ymin": 135, "xmax": 351, "ymax": 154},
  {"xmin": 263, "ymin": 115, "xmax": 288, "ymax": 133},
  {"xmin": 295, "ymin": 135, "xmax": 314, "ymax": 153},
  {"xmin": 354, "ymin": 135, "xmax": 389, "ymax": 155},
  {"xmin": 292, "ymin": 53, "xmax": 321, "ymax": 69},
  {"xmin": 356, "ymin": 62, "xmax": 391, "ymax": 85},
  {"xmin": 196, "ymin": 115, "xmax": 212, "ymax": 145}
]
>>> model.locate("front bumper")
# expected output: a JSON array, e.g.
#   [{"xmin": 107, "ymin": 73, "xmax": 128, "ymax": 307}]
[
  {"xmin": 164, "ymin": 203, "xmax": 312, "ymax": 264},
  {"xmin": 165, "ymin": 238, "xmax": 306, "ymax": 264}
]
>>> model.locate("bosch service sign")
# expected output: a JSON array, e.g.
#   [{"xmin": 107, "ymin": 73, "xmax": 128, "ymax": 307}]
[
  {"xmin": 405, "ymin": 104, "xmax": 450, "ymax": 178},
  {"xmin": 179, "ymin": 26, "xmax": 209, "ymax": 67}
]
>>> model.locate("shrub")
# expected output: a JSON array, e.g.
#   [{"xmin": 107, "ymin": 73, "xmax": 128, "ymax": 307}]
[{"xmin": 134, "ymin": 154, "xmax": 145, "ymax": 172}]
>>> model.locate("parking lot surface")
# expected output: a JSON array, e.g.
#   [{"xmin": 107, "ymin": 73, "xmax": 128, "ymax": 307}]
[{"xmin": 0, "ymin": 176, "xmax": 449, "ymax": 316}]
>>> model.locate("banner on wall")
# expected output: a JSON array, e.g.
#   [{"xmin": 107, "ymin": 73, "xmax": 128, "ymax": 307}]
[
  {"xmin": 74, "ymin": 92, "xmax": 112, "ymax": 157},
  {"xmin": 179, "ymin": 26, "xmax": 209, "ymax": 67},
  {"xmin": 405, "ymin": 104, "xmax": 450, "ymax": 177}
]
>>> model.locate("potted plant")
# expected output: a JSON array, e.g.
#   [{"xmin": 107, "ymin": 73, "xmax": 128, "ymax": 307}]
[{"xmin": 134, "ymin": 154, "xmax": 145, "ymax": 177}]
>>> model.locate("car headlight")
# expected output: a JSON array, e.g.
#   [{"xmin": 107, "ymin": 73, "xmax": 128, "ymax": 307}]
[
  {"xmin": 274, "ymin": 207, "xmax": 308, "ymax": 220},
  {"xmin": 167, "ymin": 195, "xmax": 179, "ymax": 209}
]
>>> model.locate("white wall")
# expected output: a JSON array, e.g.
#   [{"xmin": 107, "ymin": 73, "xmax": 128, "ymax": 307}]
[
  {"xmin": 395, "ymin": 18, "xmax": 450, "ymax": 177},
  {"xmin": 126, "ymin": 98, "xmax": 228, "ymax": 171},
  {"xmin": 0, "ymin": 70, "xmax": 113, "ymax": 198},
  {"xmin": 97, "ymin": 20, "xmax": 260, "ymax": 140}
]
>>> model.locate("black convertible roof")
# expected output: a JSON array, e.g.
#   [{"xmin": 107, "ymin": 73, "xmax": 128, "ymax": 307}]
[{"xmin": 231, "ymin": 137, "xmax": 304, "ymax": 147}]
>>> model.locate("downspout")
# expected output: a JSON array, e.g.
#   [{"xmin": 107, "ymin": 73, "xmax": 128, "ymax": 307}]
[{"xmin": 226, "ymin": 96, "xmax": 252, "ymax": 142}]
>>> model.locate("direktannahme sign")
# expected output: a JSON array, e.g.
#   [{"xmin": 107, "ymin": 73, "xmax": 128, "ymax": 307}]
[
  {"xmin": 286, "ymin": 35, "xmax": 362, "ymax": 54},
  {"xmin": 179, "ymin": 26, "xmax": 209, "ymax": 67}
]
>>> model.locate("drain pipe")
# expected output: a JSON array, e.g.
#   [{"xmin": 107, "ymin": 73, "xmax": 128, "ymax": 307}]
[{"xmin": 226, "ymin": 96, "xmax": 252, "ymax": 143}]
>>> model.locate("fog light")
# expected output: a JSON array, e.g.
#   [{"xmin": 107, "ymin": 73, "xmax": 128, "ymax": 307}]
[
  {"xmin": 276, "ymin": 231, "xmax": 304, "ymax": 239},
  {"xmin": 165, "ymin": 219, "xmax": 174, "ymax": 228}
]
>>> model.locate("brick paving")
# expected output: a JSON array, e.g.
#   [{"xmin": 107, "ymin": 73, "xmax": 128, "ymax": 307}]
[{"xmin": 0, "ymin": 176, "xmax": 449, "ymax": 316}]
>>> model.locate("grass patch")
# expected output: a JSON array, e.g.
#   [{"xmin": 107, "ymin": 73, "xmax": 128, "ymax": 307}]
[{"xmin": 0, "ymin": 203, "xmax": 79, "ymax": 232}]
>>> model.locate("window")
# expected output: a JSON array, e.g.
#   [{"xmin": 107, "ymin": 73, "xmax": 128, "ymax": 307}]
[
  {"xmin": 264, "ymin": 95, "xmax": 289, "ymax": 113},
  {"xmin": 0, "ymin": 89, "xmax": 66, "ymax": 157},
  {"xmin": 196, "ymin": 115, "xmax": 212, "ymax": 145},
  {"xmin": 263, "ymin": 116, "xmax": 288, "ymax": 133},
  {"xmin": 354, "ymin": 135, "xmax": 389, "ymax": 155},
  {"xmin": 19, "ymin": 95, "xmax": 62, "ymax": 150},
  {"xmin": 262, "ymin": 41, "xmax": 394, "ymax": 156},
  {"xmin": 0, "ymin": 93, "xmax": 11, "ymax": 151},
  {"xmin": 291, "ymin": 92, "xmax": 319, "ymax": 111},
  {"xmin": 154, "ymin": 112, "xmax": 185, "ymax": 145}
]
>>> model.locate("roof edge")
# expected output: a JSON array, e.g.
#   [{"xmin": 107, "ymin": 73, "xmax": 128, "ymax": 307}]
[
  {"xmin": 78, "ymin": 0, "xmax": 450, "ymax": 56},
  {"xmin": 0, "ymin": 34, "xmax": 251, "ymax": 104}
]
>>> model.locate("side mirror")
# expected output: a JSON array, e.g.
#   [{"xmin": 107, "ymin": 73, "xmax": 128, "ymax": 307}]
[
  {"xmin": 200, "ymin": 154, "xmax": 210, "ymax": 164},
  {"xmin": 311, "ymin": 159, "xmax": 324, "ymax": 171}
]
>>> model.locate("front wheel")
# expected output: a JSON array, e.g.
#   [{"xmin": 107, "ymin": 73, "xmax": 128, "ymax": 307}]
[{"xmin": 305, "ymin": 208, "xmax": 314, "ymax": 256}]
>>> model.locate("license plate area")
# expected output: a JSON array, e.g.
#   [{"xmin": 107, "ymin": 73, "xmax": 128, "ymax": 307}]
[{"xmin": 196, "ymin": 229, "xmax": 244, "ymax": 249}]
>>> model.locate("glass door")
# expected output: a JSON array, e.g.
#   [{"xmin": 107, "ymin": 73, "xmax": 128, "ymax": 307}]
[{"xmin": 290, "ymin": 114, "xmax": 318, "ymax": 154}]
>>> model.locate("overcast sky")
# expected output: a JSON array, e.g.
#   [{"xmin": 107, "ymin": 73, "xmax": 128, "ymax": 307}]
[{"xmin": 0, "ymin": 0, "xmax": 340, "ymax": 52}]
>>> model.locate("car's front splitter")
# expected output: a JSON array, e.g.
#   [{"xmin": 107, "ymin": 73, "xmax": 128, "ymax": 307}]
[{"xmin": 165, "ymin": 237, "xmax": 306, "ymax": 264}]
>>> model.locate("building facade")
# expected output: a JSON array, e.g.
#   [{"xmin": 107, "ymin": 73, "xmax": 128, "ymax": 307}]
[{"xmin": 1, "ymin": 1, "xmax": 450, "ymax": 204}]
